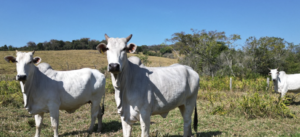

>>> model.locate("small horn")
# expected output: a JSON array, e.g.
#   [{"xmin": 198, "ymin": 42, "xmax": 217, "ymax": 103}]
[
  {"xmin": 32, "ymin": 50, "xmax": 35, "ymax": 55},
  {"xmin": 268, "ymin": 68, "xmax": 271, "ymax": 70},
  {"xmin": 126, "ymin": 34, "xmax": 132, "ymax": 42},
  {"xmin": 276, "ymin": 67, "xmax": 279, "ymax": 70},
  {"xmin": 105, "ymin": 34, "xmax": 109, "ymax": 41},
  {"xmin": 16, "ymin": 50, "xmax": 18, "ymax": 53}
]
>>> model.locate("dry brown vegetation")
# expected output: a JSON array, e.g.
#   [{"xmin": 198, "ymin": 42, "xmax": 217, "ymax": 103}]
[
  {"xmin": 0, "ymin": 50, "xmax": 177, "ymax": 79},
  {"xmin": 1, "ymin": 50, "xmax": 300, "ymax": 136}
]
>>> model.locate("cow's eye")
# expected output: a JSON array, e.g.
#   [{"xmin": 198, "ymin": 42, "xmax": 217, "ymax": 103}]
[{"xmin": 122, "ymin": 47, "xmax": 127, "ymax": 51}]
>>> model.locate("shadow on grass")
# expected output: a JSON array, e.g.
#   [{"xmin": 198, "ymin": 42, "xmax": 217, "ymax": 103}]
[
  {"xmin": 60, "ymin": 120, "xmax": 122, "ymax": 136},
  {"xmin": 101, "ymin": 120, "xmax": 122, "ymax": 133},
  {"xmin": 290, "ymin": 101, "xmax": 300, "ymax": 105},
  {"xmin": 196, "ymin": 131, "xmax": 222, "ymax": 137},
  {"xmin": 19, "ymin": 114, "xmax": 32, "ymax": 118}
]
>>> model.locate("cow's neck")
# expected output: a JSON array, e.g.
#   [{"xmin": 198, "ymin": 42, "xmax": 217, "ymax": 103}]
[
  {"xmin": 274, "ymin": 75, "xmax": 282, "ymax": 92},
  {"xmin": 111, "ymin": 58, "xmax": 132, "ymax": 115},
  {"xmin": 22, "ymin": 66, "xmax": 44, "ymax": 109}
]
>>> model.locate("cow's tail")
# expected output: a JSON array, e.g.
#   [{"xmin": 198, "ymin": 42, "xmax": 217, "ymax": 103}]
[
  {"xmin": 101, "ymin": 94, "xmax": 105, "ymax": 117},
  {"xmin": 193, "ymin": 102, "xmax": 198, "ymax": 132}
]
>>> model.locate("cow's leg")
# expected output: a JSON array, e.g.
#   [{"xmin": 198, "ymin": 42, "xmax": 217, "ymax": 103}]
[
  {"xmin": 139, "ymin": 111, "xmax": 151, "ymax": 137},
  {"xmin": 121, "ymin": 117, "xmax": 132, "ymax": 137},
  {"xmin": 34, "ymin": 113, "xmax": 44, "ymax": 137},
  {"xmin": 49, "ymin": 106, "xmax": 59, "ymax": 137},
  {"xmin": 179, "ymin": 105, "xmax": 193, "ymax": 137},
  {"xmin": 89, "ymin": 102, "xmax": 100, "ymax": 132}
]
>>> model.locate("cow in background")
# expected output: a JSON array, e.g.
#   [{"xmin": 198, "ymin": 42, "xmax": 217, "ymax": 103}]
[
  {"xmin": 4, "ymin": 51, "xmax": 106, "ymax": 137},
  {"xmin": 97, "ymin": 34, "xmax": 199, "ymax": 137},
  {"xmin": 269, "ymin": 68, "xmax": 300, "ymax": 98}
]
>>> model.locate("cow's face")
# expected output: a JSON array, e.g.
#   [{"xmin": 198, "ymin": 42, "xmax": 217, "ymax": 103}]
[
  {"xmin": 4, "ymin": 51, "xmax": 41, "ymax": 81},
  {"xmin": 96, "ymin": 34, "xmax": 136, "ymax": 74},
  {"xmin": 269, "ymin": 68, "xmax": 279, "ymax": 81}
]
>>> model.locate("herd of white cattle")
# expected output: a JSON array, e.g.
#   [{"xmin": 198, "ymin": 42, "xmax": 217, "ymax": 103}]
[{"xmin": 3, "ymin": 34, "xmax": 297, "ymax": 137}]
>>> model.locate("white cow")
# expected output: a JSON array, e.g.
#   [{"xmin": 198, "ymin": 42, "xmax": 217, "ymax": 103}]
[
  {"xmin": 96, "ymin": 34, "xmax": 199, "ymax": 137},
  {"xmin": 269, "ymin": 68, "xmax": 300, "ymax": 98},
  {"xmin": 4, "ymin": 51, "xmax": 106, "ymax": 137}
]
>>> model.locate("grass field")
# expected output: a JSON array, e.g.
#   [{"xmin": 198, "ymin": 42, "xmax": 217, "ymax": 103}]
[{"xmin": 1, "ymin": 50, "xmax": 300, "ymax": 137}]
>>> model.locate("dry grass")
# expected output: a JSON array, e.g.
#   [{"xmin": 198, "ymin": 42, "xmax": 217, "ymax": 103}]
[{"xmin": 0, "ymin": 50, "xmax": 177, "ymax": 79}]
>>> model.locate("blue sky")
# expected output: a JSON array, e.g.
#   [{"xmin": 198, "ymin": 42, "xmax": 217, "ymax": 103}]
[{"xmin": 0, "ymin": 0, "xmax": 299, "ymax": 47}]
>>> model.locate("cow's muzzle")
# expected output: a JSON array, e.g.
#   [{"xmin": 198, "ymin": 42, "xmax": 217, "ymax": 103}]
[
  {"xmin": 16, "ymin": 75, "xmax": 26, "ymax": 81},
  {"xmin": 108, "ymin": 63, "xmax": 120, "ymax": 73}
]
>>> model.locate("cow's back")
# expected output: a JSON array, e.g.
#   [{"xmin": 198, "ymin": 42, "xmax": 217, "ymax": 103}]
[
  {"xmin": 285, "ymin": 73, "xmax": 300, "ymax": 91},
  {"xmin": 45, "ymin": 68, "xmax": 105, "ymax": 110}
]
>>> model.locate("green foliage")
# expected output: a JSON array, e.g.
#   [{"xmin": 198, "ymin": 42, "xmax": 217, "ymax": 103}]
[
  {"xmin": 99, "ymin": 66, "xmax": 115, "ymax": 94},
  {"xmin": 237, "ymin": 93, "xmax": 294, "ymax": 119},
  {"xmin": 211, "ymin": 105, "xmax": 227, "ymax": 115},
  {"xmin": 160, "ymin": 46, "xmax": 172, "ymax": 55},
  {"xmin": 105, "ymin": 78, "xmax": 115, "ymax": 94},
  {"xmin": 136, "ymin": 54, "xmax": 152, "ymax": 66},
  {"xmin": 200, "ymin": 76, "xmax": 270, "ymax": 92},
  {"xmin": 0, "ymin": 81, "xmax": 23, "ymax": 108},
  {"xmin": 0, "ymin": 38, "xmax": 106, "ymax": 51},
  {"xmin": 211, "ymin": 92, "xmax": 295, "ymax": 119}
]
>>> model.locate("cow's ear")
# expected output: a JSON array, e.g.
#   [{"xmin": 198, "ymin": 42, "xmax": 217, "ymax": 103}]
[
  {"xmin": 33, "ymin": 57, "xmax": 41, "ymax": 64},
  {"xmin": 4, "ymin": 56, "xmax": 17, "ymax": 63},
  {"xmin": 96, "ymin": 43, "xmax": 108, "ymax": 54},
  {"xmin": 126, "ymin": 43, "xmax": 137, "ymax": 53}
]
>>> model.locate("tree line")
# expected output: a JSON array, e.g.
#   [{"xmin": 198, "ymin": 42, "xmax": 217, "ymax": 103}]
[
  {"xmin": 167, "ymin": 29, "xmax": 300, "ymax": 78},
  {"xmin": 1, "ymin": 29, "xmax": 299, "ymax": 78},
  {"xmin": 0, "ymin": 38, "xmax": 172, "ymax": 56},
  {"xmin": 0, "ymin": 38, "xmax": 106, "ymax": 51}
]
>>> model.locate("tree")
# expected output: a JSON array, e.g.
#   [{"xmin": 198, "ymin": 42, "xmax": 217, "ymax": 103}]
[
  {"xmin": 8, "ymin": 45, "xmax": 14, "ymax": 51},
  {"xmin": 27, "ymin": 41, "xmax": 37, "ymax": 50},
  {"xmin": 37, "ymin": 43, "xmax": 44, "ymax": 50},
  {"xmin": 160, "ymin": 46, "xmax": 172, "ymax": 55},
  {"xmin": 167, "ymin": 29, "xmax": 229, "ymax": 77},
  {"xmin": 244, "ymin": 36, "xmax": 287, "ymax": 75},
  {"xmin": 1, "ymin": 45, "xmax": 8, "ymax": 51}
]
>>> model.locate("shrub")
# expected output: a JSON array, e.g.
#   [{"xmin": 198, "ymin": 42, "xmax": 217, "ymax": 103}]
[
  {"xmin": 136, "ymin": 54, "xmax": 152, "ymax": 66},
  {"xmin": 160, "ymin": 46, "xmax": 172, "ymax": 55},
  {"xmin": 211, "ymin": 92, "xmax": 295, "ymax": 119}
]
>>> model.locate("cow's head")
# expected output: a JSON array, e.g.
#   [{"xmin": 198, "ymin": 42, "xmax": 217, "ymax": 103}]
[
  {"xmin": 96, "ymin": 34, "xmax": 136, "ymax": 74},
  {"xmin": 268, "ymin": 68, "xmax": 279, "ymax": 82},
  {"xmin": 4, "ymin": 51, "xmax": 41, "ymax": 81}
]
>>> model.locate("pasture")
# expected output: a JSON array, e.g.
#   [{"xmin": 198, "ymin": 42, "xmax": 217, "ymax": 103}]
[{"xmin": 1, "ymin": 50, "xmax": 300, "ymax": 136}]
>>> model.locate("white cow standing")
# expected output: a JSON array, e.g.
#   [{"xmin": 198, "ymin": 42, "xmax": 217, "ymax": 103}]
[
  {"xmin": 269, "ymin": 68, "xmax": 300, "ymax": 98},
  {"xmin": 96, "ymin": 34, "xmax": 199, "ymax": 137},
  {"xmin": 4, "ymin": 51, "xmax": 106, "ymax": 137}
]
